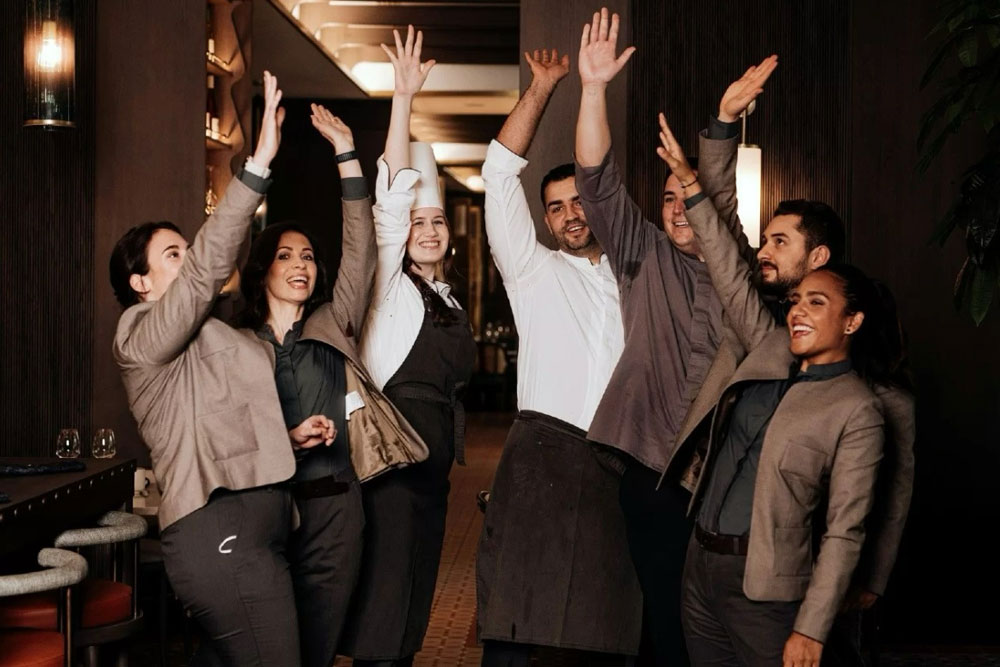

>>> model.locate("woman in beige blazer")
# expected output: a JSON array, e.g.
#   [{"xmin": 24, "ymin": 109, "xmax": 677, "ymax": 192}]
[
  {"xmin": 110, "ymin": 73, "xmax": 310, "ymax": 665},
  {"xmin": 657, "ymin": 118, "xmax": 905, "ymax": 667},
  {"xmin": 233, "ymin": 107, "xmax": 426, "ymax": 667}
]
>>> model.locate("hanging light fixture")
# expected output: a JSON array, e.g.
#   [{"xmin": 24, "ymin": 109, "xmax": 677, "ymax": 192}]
[
  {"xmin": 24, "ymin": 0, "xmax": 76, "ymax": 128},
  {"xmin": 736, "ymin": 102, "xmax": 762, "ymax": 247}
]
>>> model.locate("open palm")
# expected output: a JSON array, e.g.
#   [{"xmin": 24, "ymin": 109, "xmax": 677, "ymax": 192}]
[
  {"xmin": 526, "ymin": 48, "xmax": 570, "ymax": 89},
  {"xmin": 310, "ymin": 103, "xmax": 354, "ymax": 152},
  {"xmin": 578, "ymin": 7, "xmax": 635, "ymax": 86},
  {"xmin": 719, "ymin": 55, "xmax": 778, "ymax": 122},
  {"xmin": 382, "ymin": 24, "xmax": 436, "ymax": 97}
]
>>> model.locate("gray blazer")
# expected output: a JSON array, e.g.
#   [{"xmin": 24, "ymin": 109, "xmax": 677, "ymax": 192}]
[
  {"xmin": 680, "ymin": 132, "xmax": 916, "ymax": 598},
  {"xmin": 115, "ymin": 174, "xmax": 296, "ymax": 530},
  {"xmin": 680, "ymin": 177, "xmax": 886, "ymax": 642}
]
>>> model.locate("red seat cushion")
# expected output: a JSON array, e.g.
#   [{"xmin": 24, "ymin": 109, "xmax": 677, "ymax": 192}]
[
  {"xmin": 0, "ymin": 629, "xmax": 64, "ymax": 667},
  {"xmin": 0, "ymin": 579, "xmax": 132, "ymax": 630}
]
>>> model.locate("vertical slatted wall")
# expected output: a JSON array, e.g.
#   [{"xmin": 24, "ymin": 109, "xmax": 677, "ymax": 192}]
[
  {"xmin": 625, "ymin": 0, "xmax": 851, "ymax": 247},
  {"xmin": 0, "ymin": 1, "xmax": 96, "ymax": 456}
]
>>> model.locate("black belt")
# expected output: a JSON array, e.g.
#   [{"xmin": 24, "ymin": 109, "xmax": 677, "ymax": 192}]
[
  {"xmin": 287, "ymin": 475, "xmax": 351, "ymax": 499},
  {"xmin": 390, "ymin": 382, "xmax": 468, "ymax": 465},
  {"xmin": 695, "ymin": 524, "xmax": 749, "ymax": 556}
]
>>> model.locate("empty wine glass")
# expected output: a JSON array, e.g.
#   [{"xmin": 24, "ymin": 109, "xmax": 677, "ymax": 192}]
[
  {"xmin": 55, "ymin": 428, "xmax": 81, "ymax": 458},
  {"xmin": 92, "ymin": 428, "xmax": 116, "ymax": 459}
]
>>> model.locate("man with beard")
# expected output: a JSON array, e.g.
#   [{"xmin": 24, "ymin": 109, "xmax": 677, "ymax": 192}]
[
  {"xmin": 475, "ymin": 47, "xmax": 642, "ymax": 666},
  {"xmin": 573, "ymin": 11, "xmax": 777, "ymax": 665},
  {"xmin": 669, "ymin": 60, "xmax": 914, "ymax": 667}
]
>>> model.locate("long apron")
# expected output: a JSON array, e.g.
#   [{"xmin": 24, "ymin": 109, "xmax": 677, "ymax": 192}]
[
  {"xmin": 341, "ymin": 307, "xmax": 476, "ymax": 660},
  {"xmin": 476, "ymin": 410, "xmax": 644, "ymax": 654}
]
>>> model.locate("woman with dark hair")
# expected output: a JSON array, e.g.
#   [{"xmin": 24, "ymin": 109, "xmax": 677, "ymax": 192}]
[
  {"xmin": 340, "ymin": 26, "xmax": 476, "ymax": 667},
  {"xmin": 110, "ymin": 73, "xmax": 309, "ymax": 665},
  {"xmin": 234, "ymin": 106, "xmax": 427, "ymax": 667},
  {"xmin": 655, "ymin": 117, "xmax": 900, "ymax": 667}
]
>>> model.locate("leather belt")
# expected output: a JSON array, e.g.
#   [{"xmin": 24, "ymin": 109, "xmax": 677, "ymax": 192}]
[
  {"xmin": 695, "ymin": 524, "xmax": 749, "ymax": 556},
  {"xmin": 287, "ymin": 475, "xmax": 351, "ymax": 499}
]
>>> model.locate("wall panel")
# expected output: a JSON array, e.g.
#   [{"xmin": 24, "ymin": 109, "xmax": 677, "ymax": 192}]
[{"xmin": 0, "ymin": 1, "xmax": 96, "ymax": 456}]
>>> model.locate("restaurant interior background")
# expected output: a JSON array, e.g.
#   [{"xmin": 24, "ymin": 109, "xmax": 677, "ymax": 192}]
[{"xmin": 2, "ymin": 0, "xmax": 999, "ymax": 653}]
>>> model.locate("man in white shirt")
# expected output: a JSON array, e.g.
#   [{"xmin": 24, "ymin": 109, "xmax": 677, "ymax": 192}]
[{"xmin": 475, "ymin": 48, "xmax": 641, "ymax": 667}]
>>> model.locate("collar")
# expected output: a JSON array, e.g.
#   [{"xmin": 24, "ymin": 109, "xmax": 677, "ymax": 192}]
[
  {"xmin": 558, "ymin": 250, "xmax": 607, "ymax": 269},
  {"xmin": 256, "ymin": 319, "xmax": 304, "ymax": 348},
  {"xmin": 796, "ymin": 357, "xmax": 852, "ymax": 381}
]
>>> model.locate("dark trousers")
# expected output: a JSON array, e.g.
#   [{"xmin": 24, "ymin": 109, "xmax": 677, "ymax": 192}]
[
  {"xmin": 353, "ymin": 659, "xmax": 414, "ymax": 667},
  {"xmin": 823, "ymin": 611, "xmax": 865, "ymax": 667},
  {"xmin": 619, "ymin": 461, "xmax": 693, "ymax": 667},
  {"xmin": 681, "ymin": 536, "xmax": 799, "ymax": 667},
  {"xmin": 481, "ymin": 641, "xmax": 635, "ymax": 667},
  {"xmin": 288, "ymin": 480, "xmax": 365, "ymax": 667},
  {"xmin": 160, "ymin": 486, "xmax": 300, "ymax": 667}
]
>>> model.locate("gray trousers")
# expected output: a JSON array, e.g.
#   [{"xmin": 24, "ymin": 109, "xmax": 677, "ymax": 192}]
[
  {"xmin": 681, "ymin": 535, "xmax": 800, "ymax": 667},
  {"xmin": 161, "ymin": 486, "xmax": 301, "ymax": 666}
]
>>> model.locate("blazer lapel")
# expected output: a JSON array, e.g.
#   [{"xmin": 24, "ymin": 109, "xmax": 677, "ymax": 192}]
[{"xmin": 724, "ymin": 328, "xmax": 795, "ymax": 389}]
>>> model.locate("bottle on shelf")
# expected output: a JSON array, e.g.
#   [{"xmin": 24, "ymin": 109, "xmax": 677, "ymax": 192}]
[
  {"xmin": 205, "ymin": 165, "xmax": 218, "ymax": 216},
  {"xmin": 206, "ymin": 74, "xmax": 219, "ymax": 141},
  {"xmin": 206, "ymin": 6, "xmax": 216, "ymax": 61}
]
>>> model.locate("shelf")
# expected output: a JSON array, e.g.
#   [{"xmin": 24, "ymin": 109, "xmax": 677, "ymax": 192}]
[
  {"xmin": 206, "ymin": 135, "xmax": 234, "ymax": 151},
  {"xmin": 206, "ymin": 53, "xmax": 235, "ymax": 76}
]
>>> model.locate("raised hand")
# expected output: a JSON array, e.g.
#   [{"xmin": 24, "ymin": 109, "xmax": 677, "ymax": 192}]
[
  {"xmin": 718, "ymin": 54, "xmax": 778, "ymax": 123},
  {"xmin": 525, "ymin": 48, "xmax": 570, "ymax": 91},
  {"xmin": 578, "ymin": 7, "xmax": 636, "ymax": 87},
  {"xmin": 381, "ymin": 24, "xmax": 436, "ymax": 97},
  {"xmin": 252, "ymin": 70, "xmax": 285, "ymax": 168},
  {"xmin": 655, "ymin": 113, "xmax": 696, "ymax": 186},
  {"xmin": 310, "ymin": 103, "xmax": 355, "ymax": 153}
]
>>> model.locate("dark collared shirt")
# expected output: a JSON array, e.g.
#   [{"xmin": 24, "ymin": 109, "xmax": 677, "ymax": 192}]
[
  {"xmin": 257, "ymin": 320, "xmax": 354, "ymax": 482},
  {"xmin": 698, "ymin": 358, "xmax": 853, "ymax": 535}
]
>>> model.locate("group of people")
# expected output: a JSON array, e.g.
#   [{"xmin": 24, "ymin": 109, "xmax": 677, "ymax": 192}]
[{"xmin": 108, "ymin": 7, "xmax": 914, "ymax": 667}]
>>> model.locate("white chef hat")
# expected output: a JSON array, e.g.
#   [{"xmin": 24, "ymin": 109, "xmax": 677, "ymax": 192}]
[{"xmin": 410, "ymin": 141, "xmax": 444, "ymax": 211}]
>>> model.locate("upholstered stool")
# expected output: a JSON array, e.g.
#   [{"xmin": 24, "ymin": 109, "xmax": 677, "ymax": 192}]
[{"xmin": 0, "ymin": 548, "xmax": 87, "ymax": 667}]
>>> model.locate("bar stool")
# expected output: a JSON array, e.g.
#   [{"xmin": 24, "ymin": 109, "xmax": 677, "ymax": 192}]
[
  {"xmin": 55, "ymin": 511, "xmax": 148, "ymax": 666},
  {"xmin": 0, "ymin": 512, "xmax": 147, "ymax": 666},
  {"xmin": 0, "ymin": 548, "xmax": 87, "ymax": 667}
]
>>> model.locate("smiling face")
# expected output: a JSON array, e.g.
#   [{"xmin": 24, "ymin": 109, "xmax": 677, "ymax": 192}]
[
  {"xmin": 264, "ymin": 231, "xmax": 317, "ymax": 307},
  {"xmin": 407, "ymin": 207, "xmax": 450, "ymax": 271},
  {"xmin": 661, "ymin": 171, "xmax": 701, "ymax": 257},
  {"xmin": 786, "ymin": 270, "xmax": 864, "ymax": 367},
  {"xmin": 542, "ymin": 176, "xmax": 597, "ymax": 257},
  {"xmin": 129, "ymin": 228, "xmax": 188, "ymax": 302}
]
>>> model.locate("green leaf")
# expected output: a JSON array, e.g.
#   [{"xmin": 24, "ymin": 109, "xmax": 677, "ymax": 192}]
[
  {"xmin": 968, "ymin": 260, "xmax": 998, "ymax": 324},
  {"xmin": 959, "ymin": 32, "xmax": 980, "ymax": 66}
]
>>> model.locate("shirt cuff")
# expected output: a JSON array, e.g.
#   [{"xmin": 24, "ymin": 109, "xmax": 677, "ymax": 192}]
[
  {"xmin": 341, "ymin": 176, "xmax": 369, "ymax": 201},
  {"xmin": 236, "ymin": 167, "xmax": 271, "ymax": 195},
  {"xmin": 482, "ymin": 139, "xmax": 529, "ymax": 178},
  {"xmin": 684, "ymin": 191, "xmax": 707, "ymax": 208},
  {"xmin": 574, "ymin": 147, "xmax": 619, "ymax": 202},
  {"xmin": 244, "ymin": 156, "xmax": 272, "ymax": 179},
  {"xmin": 707, "ymin": 115, "xmax": 741, "ymax": 141}
]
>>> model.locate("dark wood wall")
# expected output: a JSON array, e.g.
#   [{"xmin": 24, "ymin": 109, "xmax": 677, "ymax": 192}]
[
  {"xmin": 625, "ymin": 0, "xmax": 1000, "ymax": 645},
  {"xmin": 0, "ymin": 1, "xmax": 96, "ymax": 456},
  {"xmin": 92, "ymin": 0, "xmax": 206, "ymax": 465}
]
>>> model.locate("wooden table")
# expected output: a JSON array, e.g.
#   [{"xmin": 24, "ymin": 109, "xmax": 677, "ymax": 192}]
[{"xmin": 0, "ymin": 457, "xmax": 136, "ymax": 558}]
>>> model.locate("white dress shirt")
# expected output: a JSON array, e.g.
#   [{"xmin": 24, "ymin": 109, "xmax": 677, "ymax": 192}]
[
  {"xmin": 361, "ymin": 159, "xmax": 462, "ymax": 389},
  {"xmin": 482, "ymin": 140, "xmax": 623, "ymax": 431}
]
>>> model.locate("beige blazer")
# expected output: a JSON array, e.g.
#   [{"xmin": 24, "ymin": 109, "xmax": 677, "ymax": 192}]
[
  {"xmin": 236, "ymin": 195, "xmax": 428, "ymax": 482},
  {"xmin": 675, "ymin": 132, "xmax": 917, "ymax": 599},
  {"xmin": 679, "ymin": 172, "xmax": 886, "ymax": 642},
  {"xmin": 114, "ymin": 175, "xmax": 296, "ymax": 530}
]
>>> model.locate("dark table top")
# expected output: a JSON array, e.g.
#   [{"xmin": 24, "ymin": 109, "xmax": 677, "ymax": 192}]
[{"xmin": 0, "ymin": 457, "xmax": 136, "ymax": 558}]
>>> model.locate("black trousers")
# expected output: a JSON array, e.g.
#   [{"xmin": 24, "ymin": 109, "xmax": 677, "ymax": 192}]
[
  {"xmin": 161, "ymin": 486, "xmax": 300, "ymax": 666},
  {"xmin": 681, "ymin": 536, "xmax": 799, "ymax": 667},
  {"xmin": 481, "ymin": 641, "xmax": 635, "ymax": 667},
  {"xmin": 619, "ymin": 461, "xmax": 693, "ymax": 667},
  {"xmin": 288, "ymin": 480, "xmax": 365, "ymax": 667}
]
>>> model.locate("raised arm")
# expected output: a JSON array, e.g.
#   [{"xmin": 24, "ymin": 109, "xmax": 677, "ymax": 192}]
[
  {"xmin": 483, "ymin": 49, "xmax": 567, "ymax": 285},
  {"xmin": 310, "ymin": 105, "xmax": 375, "ymax": 339},
  {"xmin": 657, "ymin": 114, "xmax": 776, "ymax": 351},
  {"xmin": 382, "ymin": 25, "xmax": 435, "ymax": 182},
  {"xmin": 115, "ymin": 72, "xmax": 284, "ymax": 366},
  {"xmin": 574, "ymin": 8, "xmax": 659, "ymax": 279}
]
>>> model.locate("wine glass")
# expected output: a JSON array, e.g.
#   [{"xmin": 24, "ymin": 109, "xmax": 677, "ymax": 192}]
[
  {"xmin": 91, "ymin": 428, "xmax": 116, "ymax": 459},
  {"xmin": 55, "ymin": 429, "xmax": 81, "ymax": 458}
]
